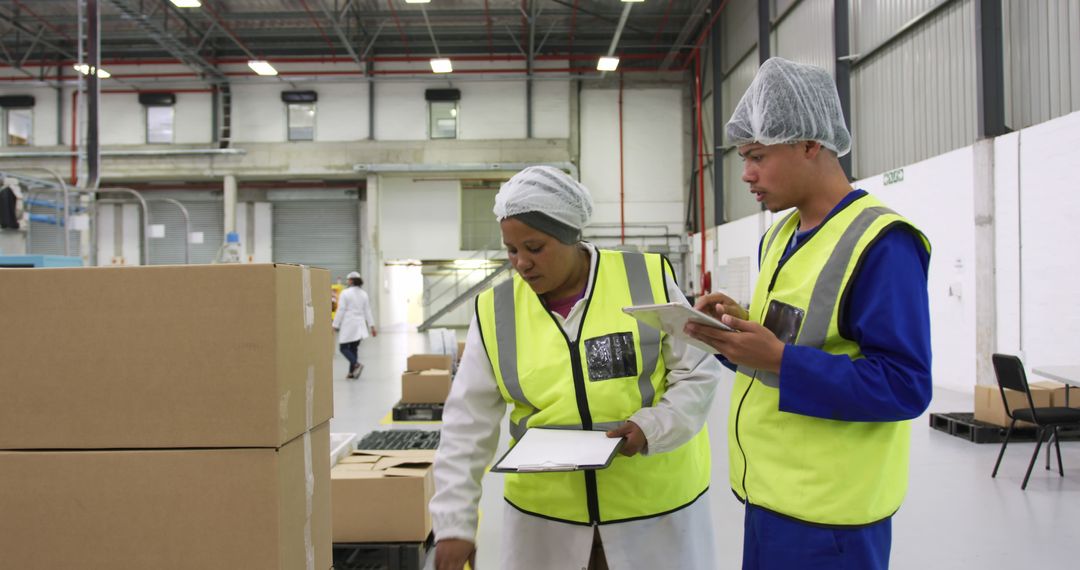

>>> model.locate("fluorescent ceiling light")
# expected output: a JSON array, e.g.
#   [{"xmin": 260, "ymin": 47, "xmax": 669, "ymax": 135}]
[
  {"xmin": 430, "ymin": 58, "xmax": 453, "ymax": 73},
  {"xmin": 169, "ymin": 0, "xmax": 202, "ymax": 7},
  {"xmin": 72, "ymin": 63, "xmax": 110, "ymax": 79},
  {"xmin": 621, "ymin": 0, "xmax": 646, "ymax": 2},
  {"xmin": 597, "ymin": 57, "xmax": 620, "ymax": 71},
  {"xmin": 247, "ymin": 60, "xmax": 278, "ymax": 76},
  {"xmin": 405, "ymin": 0, "xmax": 431, "ymax": 3}
]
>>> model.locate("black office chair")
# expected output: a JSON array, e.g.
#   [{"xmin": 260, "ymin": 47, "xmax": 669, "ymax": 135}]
[{"xmin": 991, "ymin": 353, "xmax": 1080, "ymax": 489}]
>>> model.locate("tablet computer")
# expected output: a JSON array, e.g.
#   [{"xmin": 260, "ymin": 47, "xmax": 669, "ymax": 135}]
[{"xmin": 622, "ymin": 302, "xmax": 736, "ymax": 354}]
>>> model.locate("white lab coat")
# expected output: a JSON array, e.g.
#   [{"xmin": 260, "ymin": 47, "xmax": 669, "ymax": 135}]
[
  {"xmin": 431, "ymin": 244, "xmax": 723, "ymax": 569},
  {"xmin": 332, "ymin": 286, "xmax": 374, "ymax": 344}
]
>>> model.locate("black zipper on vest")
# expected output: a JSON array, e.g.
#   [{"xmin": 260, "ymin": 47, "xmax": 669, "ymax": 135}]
[
  {"xmin": 541, "ymin": 251, "xmax": 602, "ymax": 524},
  {"xmin": 732, "ymin": 375, "xmax": 754, "ymax": 503}
]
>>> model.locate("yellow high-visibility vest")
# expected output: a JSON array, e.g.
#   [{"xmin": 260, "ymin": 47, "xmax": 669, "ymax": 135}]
[
  {"xmin": 477, "ymin": 249, "xmax": 711, "ymax": 524},
  {"xmin": 730, "ymin": 193, "xmax": 931, "ymax": 526}
]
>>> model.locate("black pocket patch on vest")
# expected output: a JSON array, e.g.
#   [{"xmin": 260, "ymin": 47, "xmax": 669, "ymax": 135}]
[{"xmin": 584, "ymin": 332, "xmax": 638, "ymax": 381}]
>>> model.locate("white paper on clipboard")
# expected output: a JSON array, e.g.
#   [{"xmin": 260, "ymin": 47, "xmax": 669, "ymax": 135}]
[
  {"xmin": 493, "ymin": 428, "xmax": 622, "ymax": 473},
  {"xmin": 622, "ymin": 302, "xmax": 736, "ymax": 354}
]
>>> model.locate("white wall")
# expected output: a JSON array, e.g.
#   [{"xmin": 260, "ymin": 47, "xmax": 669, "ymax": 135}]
[
  {"xmin": 581, "ymin": 88, "xmax": 685, "ymax": 234},
  {"xmin": 378, "ymin": 177, "xmax": 464, "ymax": 261}
]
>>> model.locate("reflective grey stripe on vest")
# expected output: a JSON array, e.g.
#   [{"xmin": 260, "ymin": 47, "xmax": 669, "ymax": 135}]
[
  {"xmin": 494, "ymin": 278, "xmax": 537, "ymax": 441},
  {"xmin": 622, "ymin": 251, "xmax": 660, "ymax": 408},
  {"xmin": 762, "ymin": 211, "xmax": 798, "ymax": 265},
  {"xmin": 743, "ymin": 207, "xmax": 894, "ymax": 388}
]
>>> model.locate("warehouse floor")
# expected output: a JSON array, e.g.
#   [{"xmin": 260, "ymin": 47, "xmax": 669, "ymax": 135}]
[{"xmin": 330, "ymin": 330, "xmax": 1079, "ymax": 569}]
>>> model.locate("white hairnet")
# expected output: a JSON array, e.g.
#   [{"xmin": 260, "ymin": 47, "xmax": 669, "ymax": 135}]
[
  {"xmin": 493, "ymin": 166, "xmax": 593, "ymax": 230},
  {"xmin": 346, "ymin": 271, "xmax": 360, "ymax": 280},
  {"xmin": 726, "ymin": 57, "xmax": 851, "ymax": 157}
]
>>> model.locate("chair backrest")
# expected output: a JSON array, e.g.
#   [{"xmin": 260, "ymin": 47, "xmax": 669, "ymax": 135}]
[{"xmin": 991, "ymin": 353, "xmax": 1041, "ymax": 423}]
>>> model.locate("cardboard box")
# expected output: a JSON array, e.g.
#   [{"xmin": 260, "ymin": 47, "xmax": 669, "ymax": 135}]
[
  {"xmin": 0, "ymin": 423, "xmax": 332, "ymax": 570},
  {"xmin": 0, "ymin": 264, "xmax": 333, "ymax": 449},
  {"xmin": 1030, "ymin": 380, "xmax": 1080, "ymax": 409},
  {"xmin": 407, "ymin": 353, "xmax": 454, "ymax": 372},
  {"xmin": 402, "ymin": 369, "xmax": 453, "ymax": 403},
  {"xmin": 331, "ymin": 449, "xmax": 435, "ymax": 543},
  {"xmin": 974, "ymin": 384, "xmax": 1054, "ymax": 427},
  {"xmin": 457, "ymin": 341, "xmax": 466, "ymax": 361}
]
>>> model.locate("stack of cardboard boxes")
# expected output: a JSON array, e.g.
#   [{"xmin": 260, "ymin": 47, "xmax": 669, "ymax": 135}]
[
  {"xmin": 0, "ymin": 264, "xmax": 334, "ymax": 569},
  {"xmin": 331, "ymin": 448, "xmax": 436, "ymax": 543},
  {"xmin": 974, "ymin": 381, "xmax": 1080, "ymax": 427}
]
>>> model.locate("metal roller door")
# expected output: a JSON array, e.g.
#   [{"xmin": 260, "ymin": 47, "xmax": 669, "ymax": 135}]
[
  {"xmin": 26, "ymin": 201, "xmax": 79, "ymax": 256},
  {"xmin": 272, "ymin": 198, "xmax": 359, "ymax": 282},
  {"xmin": 145, "ymin": 192, "xmax": 224, "ymax": 265}
]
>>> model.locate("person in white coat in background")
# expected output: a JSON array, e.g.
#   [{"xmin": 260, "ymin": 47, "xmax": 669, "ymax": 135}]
[
  {"xmin": 333, "ymin": 271, "xmax": 376, "ymax": 379},
  {"xmin": 430, "ymin": 166, "xmax": 723, "ymax": 570}
]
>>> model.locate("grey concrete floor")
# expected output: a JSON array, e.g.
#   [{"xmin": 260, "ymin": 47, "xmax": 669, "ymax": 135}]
[{"xmin": 330, "ymin": 329, "xmax": 1080, "ymax": 569}]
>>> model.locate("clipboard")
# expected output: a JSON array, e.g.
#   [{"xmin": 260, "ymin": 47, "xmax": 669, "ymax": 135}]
[
  {"xmin": 491, "ymin": 428, "xmax": 624, "ymax": 473},
  {"xmin": 622, "ymin": 302, "xmax": 736, "ymax": 354}
]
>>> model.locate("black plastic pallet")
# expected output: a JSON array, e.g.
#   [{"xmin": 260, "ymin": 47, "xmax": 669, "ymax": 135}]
[
  {"xmin": 356, "ymin": 429, "xmax": 441, "ymax": 450},
  {"xmin": 930, "ymin": 412, "xmax": 1080, "ymax": 444},
  {"xmin": 392, "ymin": 402, "xmax": 444, "ymax": 422},
  {"xmin": 333, "ymin": 534, "xmax": 433, "ymax": 570}
]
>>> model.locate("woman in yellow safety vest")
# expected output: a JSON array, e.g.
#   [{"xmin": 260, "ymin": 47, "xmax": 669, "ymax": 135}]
[{"xmin": 430, "ymin": 166, "xmax": 725, "ymax": 570}]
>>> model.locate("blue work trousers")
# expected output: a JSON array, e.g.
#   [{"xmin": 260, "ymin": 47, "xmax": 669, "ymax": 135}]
[
  {"xmin": 742, "ymin": 504, "xmax": 891, "ymax": 570},
  {"xmin": 339, "ymin": 340, "xmax": 360, "ymax": 368}
]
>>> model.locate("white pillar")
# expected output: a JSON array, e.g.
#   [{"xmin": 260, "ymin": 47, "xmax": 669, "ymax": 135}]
[{"xmin": 223, "ymin": 174, "xmax": 237, "ymax": 236}]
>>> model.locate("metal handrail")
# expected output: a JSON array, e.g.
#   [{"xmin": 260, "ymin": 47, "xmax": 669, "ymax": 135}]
[
  {"xmin": 95, "ymin": 187, "xmax": 151, "ymax": 266},
  {"xmin": 98, "ymin": 197, "xmax": 191, "ymax": 264},
  {"xmin": 3, "ymin": 167, "xmax": 72, "ymax": 255}
]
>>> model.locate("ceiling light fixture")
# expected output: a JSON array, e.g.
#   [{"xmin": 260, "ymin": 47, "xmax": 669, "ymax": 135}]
[
  {"xmin": 621, "ymin": 0, "xmax": 646, "ymax": 3},
  {"xmin": 597, "ymin": 57, "xmax": 620, "ymax": 72},
  {"xmin": 430, "ymin": 58, "xmax": 453, "ymax": 73},
  {"xmin": 247, "ymin": 60, "xmax": 278, "ymax": 76},
  {"xmin": 405, "ymin": 0, "xmax": 432, "ymax": 3},
  {"xmin": 169, "ymin": 0, "xmax": 202, "ymax": 7},
  {"xmin": 73, "ymin": 63, "xmax": 110, "ymax": 79}
]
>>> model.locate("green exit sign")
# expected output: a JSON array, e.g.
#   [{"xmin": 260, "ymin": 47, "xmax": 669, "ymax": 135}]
[{"xmin": 883, "ymin": 168, "xmax": 904, "ymax": 185}]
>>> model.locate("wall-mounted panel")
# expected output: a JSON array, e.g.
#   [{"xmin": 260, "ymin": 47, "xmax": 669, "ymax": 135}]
[
  {"xmin": 1002, "ymin": 0, "xmax": 1080, "ymax": 130},
  {"xmin": 851, "ymin": 0, "xmax": 976, "ymax": 178},
  {"xmin": 775, "ymin": 0, "xmax": 835, "ymax": 76}
]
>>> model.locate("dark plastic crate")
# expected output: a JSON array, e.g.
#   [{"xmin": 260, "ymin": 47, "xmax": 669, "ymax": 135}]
[
  {"xmin": 392, "ymin": 402, "xmax": 444, "ymax": 422},
  {"xmin": 356, "ymin": 430, "xmax": 441, "ymax": 450},
  {"xmin": 333, "ymin": 533, "xmax": 433, "ymax": 570}
]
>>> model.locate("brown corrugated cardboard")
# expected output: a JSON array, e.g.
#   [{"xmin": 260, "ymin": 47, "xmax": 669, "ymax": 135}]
[
  {"xmin": 457, "ymin": 341, "xmax": 466, "ymax": 361},
  {"xmin": 401, "ymin": 370, "xmax": 453, "ymax": 403},
  {"xmin": 408, "ymin": 353, "xmax": 454, "ymax": 371},
  {"xmin": 0, "ymin": 423, "xmax": 332, "ymax": 570},
  {"xmin": 0, "ymin": 264, "xmax": 333, "ymax": 449},
  {"xmin": 1029, "ymin": 380, "xmax": 1080, "ymax": 409},
  {"xmin": 974, "ymin": 384, "xmax": 1054, "ymax": 427},
  {"xmin": 331, "ymin": 449, "xmax": 435, "ymax": 543}
]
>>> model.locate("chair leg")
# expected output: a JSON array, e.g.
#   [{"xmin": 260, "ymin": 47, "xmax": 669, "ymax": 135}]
[
  {"xmin": 1046, "ymin": 430, "xmax": 1054, "ymax": 470},
  {"xmin": 1054, "ymin": 426, "xmax": 1064, "ymax": 477},
  {"xmin": 992, "ymin": 422, "xmax": 1015, "ymax": 478},
  {"xmin": 1022, "ymin": 428, "xmax": 1047, "ymax": 490}
]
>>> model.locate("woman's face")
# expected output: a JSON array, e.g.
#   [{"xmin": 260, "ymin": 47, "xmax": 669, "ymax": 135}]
[{"xmin": 500, "ymin": 217, "xmax": 582, "ymax": 298}]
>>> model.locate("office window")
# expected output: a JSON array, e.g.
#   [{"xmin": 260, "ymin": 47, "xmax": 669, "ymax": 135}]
[
  {"xmin": 430, "ymin": 101, "xmax": 458, "ymax": 139},
  {"xmin": 146, "ymin": 106, "xmax": 174, "ymax": 144},
  {"xmin": 460, "ymin": 180, "xmax": 503, "ymax": 251},
  {"xmin": 288, "ymin": 103, "xmax": 316, "ymax": 141},
  {"xmin": 6, "ymin": 108, "xmax": 32, "ymax": 146}
]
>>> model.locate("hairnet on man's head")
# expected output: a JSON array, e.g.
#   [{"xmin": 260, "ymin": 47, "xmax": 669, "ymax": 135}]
[
  {"xmin": 493, "ymin": 166, "xmax": 593, "ymax": 243},
  {"xmin": 726, "ymin": 57, "xmax": 851, "ymax": 157}
]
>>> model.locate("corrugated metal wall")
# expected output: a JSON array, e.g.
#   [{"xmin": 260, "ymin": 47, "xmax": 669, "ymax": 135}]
[
  {"xmin": 721, "ymin": 54, "xmax": 760, "ymax": 221},
  {"xmin": 850, "ymin": 0, "xmax": 977, "ymax": 178},
  {"xmin": 722, "ymin": 0, "xmax": 759, "ymax": 71},
  {"xmin": 1002, "ymin": 0, "xmax": 1080, "ymax": 130},
  {"xmin": 775, "ymin": 0, "xmax": 835, "ymax": 76},
  {"xmin": 143, "ymin": 191, "xmax": 224, "ymax": 265}
]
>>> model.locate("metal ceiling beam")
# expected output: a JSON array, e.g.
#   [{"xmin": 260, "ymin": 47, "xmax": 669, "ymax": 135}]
[
  {"xmin": 314, "ymin": 0, "xmax": 364, "ymax": 67},
  {"xmin": 103, "ymin": 0, "xmax": 227, "ymax": 84},
  {"xmin": 0, "ymin": 7, "xmax": 77, "ymax": 60},
  {"xmin": 660, "ymin": 0, "xmax": 711, "ymax": 70}
]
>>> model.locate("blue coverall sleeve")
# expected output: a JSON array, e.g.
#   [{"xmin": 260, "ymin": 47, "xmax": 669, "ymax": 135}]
[{"xmin": 777, "ymin": 227, "xmax": 933, "ymax": 422}]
